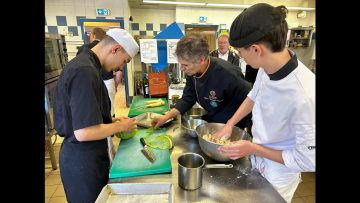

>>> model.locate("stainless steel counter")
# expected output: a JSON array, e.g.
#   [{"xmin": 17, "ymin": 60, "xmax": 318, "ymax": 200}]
[{"xmin": 109, "ymin": 117, "xmax": 286, "ymax": 203}]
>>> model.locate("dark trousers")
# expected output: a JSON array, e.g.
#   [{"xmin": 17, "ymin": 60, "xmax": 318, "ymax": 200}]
[{"xmin": 59, "ymin": 140, "xmax": 109, "ymax": 203}]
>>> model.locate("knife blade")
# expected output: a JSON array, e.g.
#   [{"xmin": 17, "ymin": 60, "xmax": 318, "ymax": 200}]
[{"xmin": 140, "ymin": 137, "xmax": 156, "ymax": 163}]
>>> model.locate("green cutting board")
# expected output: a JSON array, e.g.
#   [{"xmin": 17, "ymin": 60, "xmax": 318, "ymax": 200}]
[
  {"xmin": 128, "ymin": 97, "xmax": 169, "ymax": 117},
  {"xmin": 109, "ymin": 129, "xmax": 172, "ymax": 179}
]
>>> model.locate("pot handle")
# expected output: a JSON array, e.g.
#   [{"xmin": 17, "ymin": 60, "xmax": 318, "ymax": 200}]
[{"xmin": 203, "ymin": 164, "xmax": 233, "ymax": 169}]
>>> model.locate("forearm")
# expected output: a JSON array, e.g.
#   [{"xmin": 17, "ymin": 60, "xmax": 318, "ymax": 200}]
[
  {"xmin": 74, "ymin": 122, "xmax": 121, "ymax": 142},
  {"xmin": 227, "ymin": 97, "xmax": 254, "ymax": 126},
  {"xmin": 166, "ymin": 108, "xmax": 180, "ymax": 120},
  {"xmin": 252, "ymin": 144, "xmax": 284, "ymax": 164}
]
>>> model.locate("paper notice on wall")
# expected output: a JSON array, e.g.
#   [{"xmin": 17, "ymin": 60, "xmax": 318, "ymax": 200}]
[
  {"xmin": 167, "ymin": 39, "xmax": 179, "ymax": 63},
  {"xmin": 140, "ymin": 39, "xmax": 158, "ymax": 63}
]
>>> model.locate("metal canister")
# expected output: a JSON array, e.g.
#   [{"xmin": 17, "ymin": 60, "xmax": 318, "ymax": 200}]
[
  {"xmin": 177, "ymin": 153, "xmax": 205, "ymax": 190},
  {"xmin": 177, "ymin": 153, "xmax": 233, "ymax": 190},
  {"xmin": 171, "ymin": 94, "xmax": 180, "ymax": 105}
]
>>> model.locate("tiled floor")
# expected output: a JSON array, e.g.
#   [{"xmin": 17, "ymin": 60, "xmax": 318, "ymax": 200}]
[
  {"xmin": 45, "ymin": 84, "xmax": 315, "ymax": 203},
  {"xmin": 292, "ymin": 172, "xmax": 316, "ymax": 203}
]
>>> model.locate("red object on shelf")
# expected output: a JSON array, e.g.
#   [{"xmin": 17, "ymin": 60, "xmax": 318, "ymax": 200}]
[{"xmin": 148, "ymin": 72, "xmax": 168, "ymax": 97}]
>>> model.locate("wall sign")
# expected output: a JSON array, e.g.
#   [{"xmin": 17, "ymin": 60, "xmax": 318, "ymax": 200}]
[
  {"xmin": 199, "ymin": 16, "xmax": 207, "ymax": 23},
  {"xmin": 96, "ymin": 8, "xmax": 110, "ymax": 16}
]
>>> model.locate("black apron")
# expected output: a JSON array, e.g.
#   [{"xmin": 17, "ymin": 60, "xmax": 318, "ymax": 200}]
[{"xmin": 59, "ymin": 139, "xmax": 109, "ymax": 203}]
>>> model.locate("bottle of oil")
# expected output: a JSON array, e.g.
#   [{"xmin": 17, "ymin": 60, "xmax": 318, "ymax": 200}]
[{"xmin": 142, "ymin": 73, "xmax": 149, "ymax": 98}]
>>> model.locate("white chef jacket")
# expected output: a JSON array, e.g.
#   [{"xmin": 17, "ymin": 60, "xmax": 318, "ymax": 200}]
[
  {"xmin": 103, "ymin": 78, "xmax": 116, "ymax": 116},
  {"xmin": 247, "ymin": 52, "xmax": 315, "ymax": 202},
  {"xmin": 239, "ymin": 58, "xmax": 247, "ymax": 76}
]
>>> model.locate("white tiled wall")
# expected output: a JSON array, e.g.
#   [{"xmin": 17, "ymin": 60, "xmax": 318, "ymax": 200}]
[
  {"xmin": 130, "ymin": 8, "xmax": 175, "ymax": 36},
  {"xmin": 45, "ymin": 0, "xmax": 132, "ymax": 57},
  {"xmin": 175, "ymin": 6, "xmax": 315, "ymax": 31},
  {"xmin": 176, "ymin": 6, "xmax": 239, "ymax": 30},
  {"xmin": 45, "ymin": 0, "xmax": 131, "ymax": 42},
  {"xmin": 131, "ymin": 9, "xmax": 175, "ymax": 26}
]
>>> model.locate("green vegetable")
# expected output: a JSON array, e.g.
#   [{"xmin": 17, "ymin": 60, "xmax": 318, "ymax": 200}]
[
  {"xmin": 173, "ymin": 127, "xmax": 179, "ymax": 132},
  {"xmin": 144, "ymin": 134, "xmax": 174, "ymax": 150},
  {"xmin": 115, "ymin": 129, "xmax": 138, "ymax": 139}
]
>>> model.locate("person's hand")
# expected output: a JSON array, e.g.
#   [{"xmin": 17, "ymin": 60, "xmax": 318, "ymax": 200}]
[
  {"xmin": 112, "ymin": 116, "xmax": 128, "ymax": 123},
  {"xmin": 218, "ymin": 140, "xmax": 254, "ymax": 160},
  {"xmin": 212, "ymin": 124, "xmax": 233, "ymax": 141},
  {"xmin": 151, "ymin": 115, "xmax": 168, "ymax": 129},
  {"xmin": 115, "ymin": 117, "xmax": 137, "ymax": 132}
]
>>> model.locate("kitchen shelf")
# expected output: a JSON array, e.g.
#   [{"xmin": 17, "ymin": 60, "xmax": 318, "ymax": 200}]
[{"xmin": 288, "ymin": 27, "xmax": 314, "ymax": 48}]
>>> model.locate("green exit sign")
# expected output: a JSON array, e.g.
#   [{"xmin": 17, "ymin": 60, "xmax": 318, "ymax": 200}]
[
  {"xmin": 199, "ymin": 16, "xmax": 207, "ymax": 23},
  {"xmin": 96, "ymin": 8, "xmax": 110, "ymax": 16}
]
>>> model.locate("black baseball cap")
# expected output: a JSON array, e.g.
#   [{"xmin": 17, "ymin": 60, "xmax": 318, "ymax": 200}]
[{"xmin": 229, "ymin": 3, "xmax": 280, "ymax": 48}]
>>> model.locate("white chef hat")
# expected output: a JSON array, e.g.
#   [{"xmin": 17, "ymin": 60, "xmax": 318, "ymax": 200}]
[{"xmin": 106, "ymin": 28, "xmax": 139, "ymax": 57}]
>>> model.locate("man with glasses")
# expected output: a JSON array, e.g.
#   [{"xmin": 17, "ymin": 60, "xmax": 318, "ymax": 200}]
[
  {"xmin": 210, "ymin": 34, "xmax": 240, "ymax": 68},
  {"xmin": 54, "ymin": 28, "xmax": 138, "ymax": 203},
  {"xmin": 210, "ymin": 34, "xmax": 258, "ymax": 85}
]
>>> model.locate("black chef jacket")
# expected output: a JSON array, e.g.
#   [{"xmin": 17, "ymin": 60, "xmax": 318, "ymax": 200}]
[
  {"xmin": 54, "ymin": 49, "xmax": 112, "ymax": 203},
  {"xmin": 175, "ymin": 57, "xmax": 252, "ymax": 129},
  {"xmin": 77, "ymin": 40, "xmax": 114, "ymax": 80}
]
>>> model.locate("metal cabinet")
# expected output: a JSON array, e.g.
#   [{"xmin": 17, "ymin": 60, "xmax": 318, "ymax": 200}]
[{"xmin": 44, "ymin": 33, "xmax": 68, "ymax": 170}]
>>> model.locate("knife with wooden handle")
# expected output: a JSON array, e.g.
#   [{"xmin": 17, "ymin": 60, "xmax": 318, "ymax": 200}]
[{"xmin": 140, "ymin": 137, "xmax": 156, "ymax": 163}]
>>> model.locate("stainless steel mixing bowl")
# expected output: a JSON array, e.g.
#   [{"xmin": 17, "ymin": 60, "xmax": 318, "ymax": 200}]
[
  {"xmin": 181, "ymin": 119, "xmax": 207, "ymax": 138},
  {"xmin": 182, "ymin": 106, "xmax": 207, "ymax": 120},
  {"xmin": 196, "ymin": 123, "xmax": 251, "ymax": 161}
]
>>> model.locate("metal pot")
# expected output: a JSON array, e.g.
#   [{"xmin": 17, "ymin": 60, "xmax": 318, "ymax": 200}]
[{"xmin": 177, "ymin": 152, "xmax": 233, "ymax": 190}]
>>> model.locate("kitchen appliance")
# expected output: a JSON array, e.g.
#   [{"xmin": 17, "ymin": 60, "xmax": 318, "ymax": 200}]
[
  {"xmin": 45, "ymin": 33, "xmax": 68, "ymax": 81},
  {"xmin": 45, "ymin": 33, "xmax": 68, "ymax": 129},
  {"xmin": 45, "ymin": 32, "xmax": 68, "ymax": 170}
]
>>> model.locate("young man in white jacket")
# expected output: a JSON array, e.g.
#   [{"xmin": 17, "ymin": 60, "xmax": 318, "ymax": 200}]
[{"xmin": 213, "ymin": 3, "xmax": 315, "ymax": 203}]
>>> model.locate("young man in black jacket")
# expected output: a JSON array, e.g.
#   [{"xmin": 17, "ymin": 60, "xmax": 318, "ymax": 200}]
[
  {"xmin": 55, "ymin": 28, "xmax": 139, "ymax": 203},
  {"xmin": 77, "ymin": 27, "xmax": 117, "ymax": 117}
]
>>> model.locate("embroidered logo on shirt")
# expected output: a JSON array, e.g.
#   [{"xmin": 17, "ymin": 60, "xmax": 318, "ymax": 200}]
[
  {"xmin": 209, "ymin": 91, "xmax": 216, "ymax": 100},
  {"xmin": 204, "ymin": 90, "xmax": 223, "ymax": 108},
  {"xmin": 210, "ymin": 101, "xmax": 218, "ymax": 107}
]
